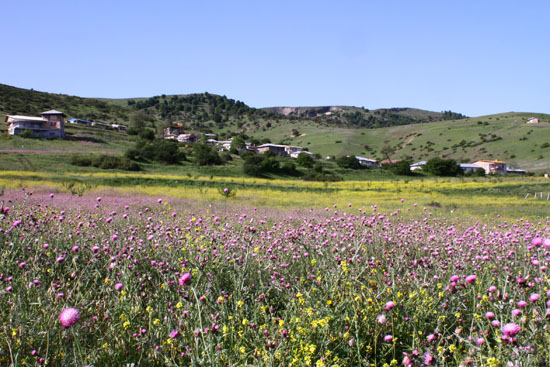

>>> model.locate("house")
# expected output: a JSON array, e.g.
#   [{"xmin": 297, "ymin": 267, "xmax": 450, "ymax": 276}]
[
  {"xmin": 473, "ymin": 160, "xmax": 508, "ymax": 174},
  {"xmin": 459, "ymin": 163, "xmax": 483, "ymax": 174},
  {"xmin": 111, "ymin": 123, "xmax": 127, "ymax": 132},
  {"xmin": 527, "ymin": 117, "xmax": 539, "ymax": 124},
  {"xmin": 355, "ymin": 156, "xmax": 379, "ymax": 167},
  {"xmin": 68, "ymin": 118, "xmax": 92, "ymax": 125},
  {"xmin": 410, "ymin": 161, "xmax": 427, "ymax": 171},
  {"xmin": 164, "ymin": 126, "xmax": 186, "ymax": 140},
  {"xmin": 6, "ymin": 110, "xmax": 65, "ymax": 138},
  {"xmin": 506, "ymin": 167, "xmax": 526, "ymax": 175},
  {"xmin": 290, "ymin": 150, "xmax": 313, "ymax": 159},
  {"xmin": 176, "ymin": 133, "xmax": 196, "ymax": 143},
  {"xmin": 284, "ymin": 146, "xmax": 302, "ymax": 155},
  {"xmin": 257, "ymin": 144, "xmax": 288, "ymax": 155},
  {"xmin": 90, "ymin": 121, "xmax": 110, "ymax": 128}
]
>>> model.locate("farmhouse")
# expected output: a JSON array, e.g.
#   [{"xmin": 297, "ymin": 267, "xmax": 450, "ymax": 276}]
[
  {"xmin": 6, "ymin": 110, "xmax": 65, "ymax": 138},
  {"xmin": 355, "ymin": 156, "xmax": 379, "ymax": 168},
  {"xmin": 459, "ymin": 163, "xmax": 483, "ymax": 174},
  {"xmin": 164, "ymin": 126, "xmax": 186, "ymax": 140},
  {"xmin": 257, "ymin": 144, "xmax": 288, "ymax": 156},
  {"xmin": 290, "ymin": 150, "xmax": 313, "ymax": 159},
  {"xmin": 68, "ymin": 118, "xmax": 92, "ymax": 125},
  {"xmin": 527, "ymin": 117, "xmax": 539, "ymax": 124},
  {"xmin": 410, "ymin": 161, "xmax": 427, "ymax": 171},
  {"xmin": 472, "ymin": 160, "xmax": 507, "ymax": 174},
  {"xmin": 177, "ymin": 133, "xmax": 196, "ymax": 143}
]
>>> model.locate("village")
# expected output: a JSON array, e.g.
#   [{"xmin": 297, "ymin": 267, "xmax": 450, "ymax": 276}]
[{"xmin": 4, "ymin": 109, "xmax": 529, "ymax": 176}]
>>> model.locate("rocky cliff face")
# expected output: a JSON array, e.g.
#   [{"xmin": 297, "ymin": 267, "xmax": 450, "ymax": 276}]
[{"xmin": 265, "ymin": 106, "xmax": 343, "ymax": 118}]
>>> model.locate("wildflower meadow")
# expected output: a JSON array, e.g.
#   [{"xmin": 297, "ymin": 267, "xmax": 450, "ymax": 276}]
[{"xmin": 1, "ymin": 188, "xmax": 550, "ymax": 366}]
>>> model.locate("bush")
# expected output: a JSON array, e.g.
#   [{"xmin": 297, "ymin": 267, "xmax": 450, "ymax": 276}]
[
  {"xmin": 192, "ymin": 143, "xmax": 222, "ymax": 166},
  {"xmin": 19, "ymin": 130, "xmax": 35, "ymax": 139},
  {"xmin": 71, "ymin": 154, "xmax": 141, "ymax": 171},
  {"xmin": 296, "ymin": 152, "xmax": 315, "ymax": 168},
  {"xmin": 125, "ymin": 140, "xmax": 185, "ymax": 165},
  {"xmin": 424, "ymin": 158, "xmax": 462, "ymax": 177},
  {"xmin": 139, "ymin": 129, "xmax": 155, "ymax": 140},
  {"xmin": 386, "ymin": 160, "xmax": 413, "ymax": 176},
  {"xmin": 336, "ymin": 156, "xmax": 362, "ymax": 170}
]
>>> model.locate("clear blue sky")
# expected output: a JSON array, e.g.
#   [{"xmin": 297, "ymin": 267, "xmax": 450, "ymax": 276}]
[{"xmin": 2, "ymin": 1, "xmax": 549, "ymax": 116}]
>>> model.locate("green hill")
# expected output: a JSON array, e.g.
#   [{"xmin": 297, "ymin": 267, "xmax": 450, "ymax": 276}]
[{"xmin": 1, "ymin": 83, "xmax": 550, "ymax": 172}]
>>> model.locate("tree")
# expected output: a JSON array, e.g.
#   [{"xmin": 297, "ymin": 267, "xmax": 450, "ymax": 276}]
[
  {"xmin": 381, "ymin": 145, "xmax": 394, "ymax": 162},
  {"xmin": 193, "ymin": 143, "xmax": 222, "ymax": 166},
  {"xmin": 336, "ymin": 156, "xmax": 362, "ymax": 170},
  {"xmin": 129, "ymin": 111, "xmax": 151, "ymax": 130},
  {"xmin": 230, "ymin": 135, "xmax": 246, "ymax": 154},
  {"xmin": 296, "ymin": 152, "xmax": 314, "ymax": 168},
  {"xmin": 424, "ymin": 158, "xmax": 462, "ymax": 176},
  {"xmin": 387, "ymin": 160, "xmax": 413, "ymax": 176}
]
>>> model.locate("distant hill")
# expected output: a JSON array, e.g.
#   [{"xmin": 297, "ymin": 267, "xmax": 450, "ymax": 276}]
[
  {"xmin": 0, "ymin": 84, "xmax": 130, "ymax": 122},
  {"xmin": 264, "ymin": 106, "xmax": 467, "ymax": 128},
  {"xmin": 0, "ymin": 83, "xmax": 464, "ymax": 130},
  {"xmin": 2, "ymin": 83, "xmax": 550, "ymax": 171}
]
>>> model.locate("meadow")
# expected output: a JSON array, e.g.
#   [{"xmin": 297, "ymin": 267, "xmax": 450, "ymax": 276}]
[{"xmin": 1, "ymin": 179, "xmax": 550, "ymax": 366}]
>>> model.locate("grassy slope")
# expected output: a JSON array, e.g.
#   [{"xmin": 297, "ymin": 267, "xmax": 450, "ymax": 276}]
[
  {"xmin": 2, "ymin": 84, "xmax": 550, "ymax": 172},
  {"xmin": 243, "ymin": 112, "xmax": 550, "ymax": 170}
]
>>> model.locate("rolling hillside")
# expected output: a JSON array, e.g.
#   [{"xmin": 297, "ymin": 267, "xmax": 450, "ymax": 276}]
[{"xmin": 1, "ymin": 83, "xmax": 550, "ymax": 171}]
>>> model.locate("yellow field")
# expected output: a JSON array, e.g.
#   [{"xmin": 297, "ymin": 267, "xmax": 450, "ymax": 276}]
[{"xmin": 1, "ymin": 170, "xmax": 549, "ymax": 218}]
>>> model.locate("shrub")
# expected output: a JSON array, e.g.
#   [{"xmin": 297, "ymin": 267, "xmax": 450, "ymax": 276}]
[
  {"xmin": 192, "ymin": 143, "xmax": 222, "ymax": 166},
  {"xmin": 139, "ymin": 129, "xmax": 155, "ymax": 140},
  {"xmin": 336, "ymin": 156, "xmax": 362, "ymax": 170},
  {"xmin": 125, "ymin": 140, "xmax": 185, "ymax": 165},
  {"xmin": 424, "ymin": 158, "xmax": 462, "ymax": 176},
  {"xmin": 19, "ymin": 130, "xmax": 35, "ymax": 139},
  {"xmin": 386, "ymin": 160, "xmax": 413, "ymax": 176},
  {"xmin": 71, "ymin": 154, "xmax": 141, "ymax": 171},
  {"xmin": 296, "ymin": 152, "xmax": 314, "ymax": 168}
]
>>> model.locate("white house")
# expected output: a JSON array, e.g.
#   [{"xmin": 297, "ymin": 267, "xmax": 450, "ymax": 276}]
[
  {"xmin": 410, "ymin": 161, "xmax": 427, "ymax": 171},
  {"xmin": 355, "ymin": 156, "xmax": 379, "ymax": 167},
  {"xmin": 6, "ymin": 110, "xmax": 65, "ymax": 138},
  {"xmin": 459, "ymin": 163, "xmax": 483, "ymax": 173},
  {"xmin": 290, "ymin": 150, "xmax": 313, "ymax": 159}
]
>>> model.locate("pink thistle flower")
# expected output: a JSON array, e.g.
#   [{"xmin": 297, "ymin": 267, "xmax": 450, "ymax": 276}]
[
  {"xmin": 384, "ymin": 334, "xmax": 393, "ymax": 342},
  {"xmin": 491, "ymin": 320, "xmax": 500, "ymax": 327},
  {"xmin": 502, "ymin": 323, "xmax": 521, "ymax": 337},
  {"xmin": 179, "ymin": 272, "xmax": 191, "ymax": 286},
  {"xmin": 465, "ymin": 274, "xmax": 477, "ymax": 283},
  {"xmin": 59, "ymin": 308, "xmax": 80, "ymax": 328},
  {"xmin": 424, "ymin": 352, "xmax": 433, "ymax": 365},
  {"xmin": 517, "ymin": 300, "xmax": 527, "ymax": 308},
  {"xmin": 169, "ymin": 330, "xmax": 179, "ymax": 338},
  {"xmin": 529, "ymin": 293, "xmax": 540, "ymax": 302},
  {"xmin": 476, "ymin": 337, "xmax": 485, "ymax": 345},
  {"xmin": 485, "ymin": 312, "xmax": 495, "ymax": 319},
  {"xmin": 114, "ymin": 283, "xmax": 123, "ymax": 291},
  {"xmin": 450, "ymin": 275, "xmax": 459, "ymax": 282},
  {"xmin": 511, "ymin": 309, "xmax": 521, "ymax": 317},
  {"xmin": 384, "ymin": 301, "xmax": 395, "ymax": 311},
  {"xmin": 427, "ymin": 334, "xmax": 435, "ymax": 342}
]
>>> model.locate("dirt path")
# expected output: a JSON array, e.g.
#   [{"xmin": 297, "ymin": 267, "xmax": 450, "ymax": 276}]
[
  {"xmin": 401, "ymin": 132, "xmax": 420, "ymax": 149},
  {"xmin": 0, "ymin": 149, "xmax": 114, "ymax": 155}
]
